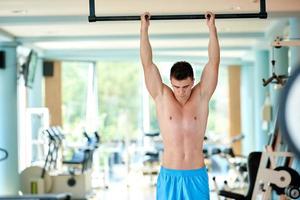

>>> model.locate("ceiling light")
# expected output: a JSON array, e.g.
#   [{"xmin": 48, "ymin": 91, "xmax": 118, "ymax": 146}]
[
  {"xmin": 228, "ymin": 6, "xmax": 241, "ymax": 11},
  {"xmin": 12, "ymin": 9, "xmax": 28, "ymax": 15}
]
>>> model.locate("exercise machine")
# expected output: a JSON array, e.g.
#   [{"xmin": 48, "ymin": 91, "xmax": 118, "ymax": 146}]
[
  {"xmin": 20, "ymin": 127, "xmax": 100, "ymax": 199},
  {"xmin": 0, "ymin": 194, "xmax": 71, "ymax": 200},
  {"xmin": 0, "ymin": 147, "xmax": 8, "ymax": 162},
  {"xmin": 0, "ymin": 146, "xmax": 70, "ymax": 200},
  {"xmin": 213, "ymin": 151, "xmax": 262, "ymax": 200},
  {"xmin": 142, "ymin": 132, "xmax": 162, "ymax": 186},
  {"xmin": 214, "ymin": 119, "xmax": 300, "ymax": 200},
  {"xmin": 262, "ymin": 46, "xmax": 289, "ymax": 87},
  {"xmin": 211, "ymin": 134, "xmax": 248, "ymax": 190},
  {"xmin": 214, "ymin": 149, "xmax": 299, "ymax": 199},
  {"xmin": 51, "ymin": 128, "xmax": 99, "ymax": 199}
]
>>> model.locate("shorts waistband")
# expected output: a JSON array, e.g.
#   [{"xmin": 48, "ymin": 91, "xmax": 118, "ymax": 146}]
[{"xmin": 159, "ymin": 166, "xmax": 207, "ymax": 177}]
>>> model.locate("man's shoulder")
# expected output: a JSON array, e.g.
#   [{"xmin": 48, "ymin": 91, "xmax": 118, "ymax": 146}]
[
  {"xmin": 154, "ymin": 84, "xmax": 173, "ymax": 102},
  {"xmin": 162, "ymin": 84, "xmax": 172, "ymax": 92},
  {"xmin": 190, "ymin": 85, "xmax": 211, "ymax": 104}
]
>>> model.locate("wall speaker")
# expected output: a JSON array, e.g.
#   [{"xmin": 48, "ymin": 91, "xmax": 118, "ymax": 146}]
[
  {"xmin": 0, "ymin": 51, "xmax": 5, "ymax": 69},
  {"xmin": 43, "ymin": 61, "xmax": 54, "ymax": 76}
]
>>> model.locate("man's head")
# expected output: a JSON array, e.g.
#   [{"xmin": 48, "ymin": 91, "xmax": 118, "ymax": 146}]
[
  {"xmin": 170, "ymin": 61, "xmax": 194, "ymax": 80},
  {"xmin": 170, "ymin": 61, "xmax": 195, "ymax": 102}
]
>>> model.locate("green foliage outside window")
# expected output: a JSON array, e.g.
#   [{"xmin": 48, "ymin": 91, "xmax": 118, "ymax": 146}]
[
  {"xmin": 97, "ymin": 62, "xmax": 141, "ymax": 142},
  {"xmin": 62, "ymin": 62, "xmax": 89, "ymax": 140}
]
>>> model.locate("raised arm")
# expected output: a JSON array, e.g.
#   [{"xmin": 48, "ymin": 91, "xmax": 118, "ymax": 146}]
[
  {"xmin": 140, "ymin": 12, "xmax": 164, "ymax": 100},
  {"xmin": 199, "ymin": 12, "xmax": 220, "ymax": 100}
]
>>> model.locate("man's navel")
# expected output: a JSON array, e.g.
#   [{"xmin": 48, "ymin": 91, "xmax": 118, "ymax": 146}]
[
  {"xmin": 194, "ymin": 116, "xmax": 197, "ymax": 120},
  {"xmin": 169, "ymin": 116, "xmax": 172, "ymax": 120}
]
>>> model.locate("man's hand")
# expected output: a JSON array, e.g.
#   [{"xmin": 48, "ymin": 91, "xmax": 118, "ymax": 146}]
[
  {"xmin": 141, "ymin": 12, "xmax": 150, "ymax": 30},
  {"xmin": 205, "ymin": 11, "xmax": 215, "ymax": 30}
]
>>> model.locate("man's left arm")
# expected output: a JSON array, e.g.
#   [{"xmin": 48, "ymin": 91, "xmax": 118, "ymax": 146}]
[{"xmin": 198, "ymin": 12, "xmax": 220, "ymax": 100}]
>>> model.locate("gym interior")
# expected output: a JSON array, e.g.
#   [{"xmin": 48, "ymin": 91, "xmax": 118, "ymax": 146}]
[{"xmin": 0, "ymin": 0, "xmax": 300, "ymax": 199}]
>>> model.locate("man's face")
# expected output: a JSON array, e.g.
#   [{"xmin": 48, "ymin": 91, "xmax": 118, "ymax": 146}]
[{"xmin": 171, "ymin": 77, "xmax": 194, "ymax": 101}]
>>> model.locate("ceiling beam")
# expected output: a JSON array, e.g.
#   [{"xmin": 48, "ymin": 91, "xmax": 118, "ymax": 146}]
[
  {"xmin": 0, "ymin": 28, "xmax": 15, "ymax": 42},
  {"xmin": 17, "ymin": 32, "xmax": 264, "ymax": 43},
  {"xmin": 43, "ymin": 52, "xmax": 245, "ymax": 64},
  {"xmin": 43, "ymin": 54, "xmax": 253, "ymax": 67},
  {"xmin": 42, "ymin": 48, "xmax": 251, "ymax": 65},
  {"xmin": 0, "ymin": 15, "xmax": 87, "ymax": 26},
  {"xmin": 42, "ymin": 48, "xmax": 250, "ymax": 57}
]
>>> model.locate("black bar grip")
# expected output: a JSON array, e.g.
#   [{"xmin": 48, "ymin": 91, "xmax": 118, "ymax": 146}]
[{"xmin": 89, "ymin": 13, "xmax": 267, "ymax": 22}]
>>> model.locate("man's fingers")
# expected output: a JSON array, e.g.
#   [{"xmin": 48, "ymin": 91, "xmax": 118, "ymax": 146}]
[
  {"xmin": 205, "ymin": 12, "xmax": 214, "ymax": 20},
  {"xmin": 141, "ymin": 12, "xmax": 150, "ymax": 21}
]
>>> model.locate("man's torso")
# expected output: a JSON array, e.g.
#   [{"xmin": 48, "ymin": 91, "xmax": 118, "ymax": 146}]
[{"xmin": 155, "ymin": 84, "xmax": 209, "ymax": 169}]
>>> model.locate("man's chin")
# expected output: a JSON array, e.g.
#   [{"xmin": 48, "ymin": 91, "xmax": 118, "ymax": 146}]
[{"xmin": 176, "ymin": 97, "xmax": 185, "ymax": 100}]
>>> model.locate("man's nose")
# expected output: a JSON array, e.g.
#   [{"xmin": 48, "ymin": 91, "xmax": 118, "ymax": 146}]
[{"xmin": 180, "ymin": 89, "xmax": 184, "ymax": 95}]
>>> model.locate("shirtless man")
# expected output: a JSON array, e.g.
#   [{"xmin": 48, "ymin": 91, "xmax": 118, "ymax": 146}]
[{"xmin": 140, "ymin": 12, "xmax": 220, "ymax": 200}]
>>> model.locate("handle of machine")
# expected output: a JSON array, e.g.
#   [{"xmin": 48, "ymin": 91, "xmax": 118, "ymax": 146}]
[{"xmin": 0, "ymin": 148, "xmax": 8, "ymax": 162}]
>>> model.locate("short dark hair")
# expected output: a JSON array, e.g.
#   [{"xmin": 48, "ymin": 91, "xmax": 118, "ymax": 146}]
[{"xmin": 170, "ymin": 61, "xmax": 194, "ymax": 80}]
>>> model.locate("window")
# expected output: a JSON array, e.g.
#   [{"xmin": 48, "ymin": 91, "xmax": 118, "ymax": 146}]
[
  {"xmin": 61, "ymin": 61, "xmax": 89, "ymax": 139},
  {"xmin": 97, "ymin": 61, "xmax": 141, "ymax": 142}
]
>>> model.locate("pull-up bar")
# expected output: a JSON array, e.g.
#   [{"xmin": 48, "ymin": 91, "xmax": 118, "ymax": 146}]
[{"xmin": 88, "ymin": 0, "xmax": 267, "ymax": 22}]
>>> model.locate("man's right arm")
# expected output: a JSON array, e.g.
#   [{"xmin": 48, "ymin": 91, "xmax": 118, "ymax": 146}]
[{"xmin": 140, "ymin": 13, "xmax": 164, "ymax": 100}]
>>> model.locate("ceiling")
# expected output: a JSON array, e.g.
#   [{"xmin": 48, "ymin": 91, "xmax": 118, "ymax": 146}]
[{"xmin": 0, "ymin": 0, "xmax": 300, "ymax": 64}]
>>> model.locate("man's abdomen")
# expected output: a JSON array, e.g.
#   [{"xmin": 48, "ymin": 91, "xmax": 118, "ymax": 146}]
[
  {"xmin": 162, "ymin": 145, "xmax": 205, "ymax": 170},
  {"xmin": 158, "ymin": 113, "xmax": 207, "ymax": 170}
]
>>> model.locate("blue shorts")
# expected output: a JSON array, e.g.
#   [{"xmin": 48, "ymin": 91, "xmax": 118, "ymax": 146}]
[{"xmin": 156, "ymin": 166, "xmax": 210, "ymax": 200}]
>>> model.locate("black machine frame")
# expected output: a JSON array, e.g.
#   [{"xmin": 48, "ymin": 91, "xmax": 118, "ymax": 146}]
[{"xmin": 88, "ymin": 0, "xmax": 267, "ymax": 22}]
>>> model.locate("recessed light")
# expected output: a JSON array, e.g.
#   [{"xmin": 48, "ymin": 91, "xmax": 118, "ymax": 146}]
[
  {"xmin": 228, "ymin": 6, "xmax": 241, "ymax": 11},
  {"xmin": 45, "ymin": 31, "xmax": 56, "ymax": 35},
  {"xmin": 12, "ymin": 9, "xmax": 28, "ymax": 15}
]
